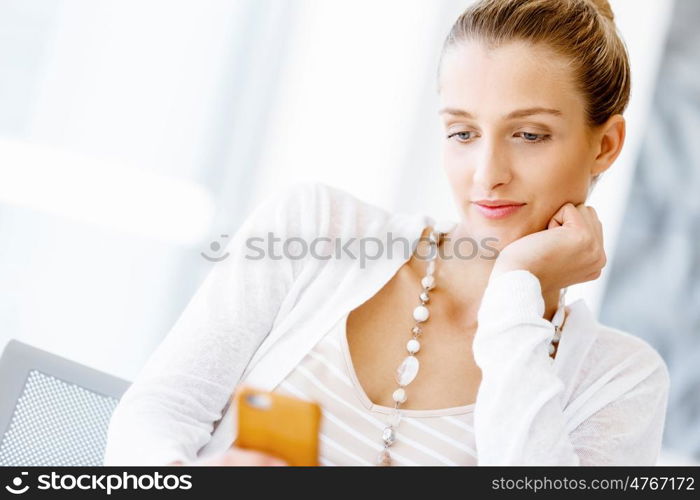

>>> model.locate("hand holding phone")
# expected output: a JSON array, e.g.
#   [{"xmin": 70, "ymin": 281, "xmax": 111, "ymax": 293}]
[
  {"xmin": 232, "ymin": 384, "xmax": 322, "ymax": 466},
  {"xmin": 192, "ymin": 447, "xmax": 288, "ymax": 466}
]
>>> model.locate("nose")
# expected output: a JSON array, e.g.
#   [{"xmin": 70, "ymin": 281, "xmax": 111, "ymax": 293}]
[{"xmin": 472, "ymin": 136, "xmax": 512, "ymax": 191}]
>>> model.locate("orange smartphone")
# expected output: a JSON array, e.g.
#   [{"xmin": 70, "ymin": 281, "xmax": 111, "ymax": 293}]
[{"xmin": 231, "ymin": 384, "xmax": 322, "ymax": 466}]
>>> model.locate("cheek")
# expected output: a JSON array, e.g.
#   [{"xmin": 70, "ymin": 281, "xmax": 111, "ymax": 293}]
[
  {"xmin": 528, "ymin": 160, "xmax": 590, "ymax": 222},
  {"xmin": 544, "ymin": 160, "xmax": 590, "ymax": 203},
  {"xmin": 545, "ymin": 139, "xmax": 594, "ymax": 200},
  {"xmin": 442, "ymin": 154, "xmax": 471, "ymax": 186}
]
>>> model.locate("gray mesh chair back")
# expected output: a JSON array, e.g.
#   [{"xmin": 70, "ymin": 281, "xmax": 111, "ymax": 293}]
[{"xmin": 0, "ymin": 340, "xmax": 131, "ymax": 466}]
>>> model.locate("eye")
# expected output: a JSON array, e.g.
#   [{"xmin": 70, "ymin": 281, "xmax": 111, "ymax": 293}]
[
  {"xmin": 518, "ymin": 132, "xmax": 551, "ymax": 143},
  {"xmin": 447, "ymin": 131, "xmax": 551, "ymax": 144},
  {"xmin": 447, "ymin": 131, "xmax": 475, "ymax": 143}
]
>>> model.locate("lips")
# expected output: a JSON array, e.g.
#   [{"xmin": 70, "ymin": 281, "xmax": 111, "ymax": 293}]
[{"xmin": 472, "ymin": 200, "xmax": 526, "ymax": 220}]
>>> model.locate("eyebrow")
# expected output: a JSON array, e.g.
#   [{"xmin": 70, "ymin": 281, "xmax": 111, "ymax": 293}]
[{"xmin": 438, "ymin": 107, "xmax": 564, "ymax": 119}]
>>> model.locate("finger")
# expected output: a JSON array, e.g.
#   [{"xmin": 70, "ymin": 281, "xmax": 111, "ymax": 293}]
[
  {"xmin": 547, "ymin": 216, "xmax": 561, "ymax": 230},
  {"xmin": 553, "ymin": 203, "xmax": 587, "ymax": 229},
  {"xmin": 582, "ymin": 207, "xmax": 599, "ymax": 235},
  {"xmin": 586, "ymin": 206, "xmax": 601, "ymax": 228},
  {"xmin": 260, "ymin": 453, "xmax": 288, "ymax": 466},
  {"xmin": 575, "ymin": 205, "xmax": 603, "ymax": 242},
  {"xmin": 583, "ymin": 206, "xmax": 605, "ymax": 245},
  {"xmin": 214, "ymin": 448, "xmax": 266, "ymax": 466},
  {"xmin": 267, "ymin": 458, "xmax": 289, "ymax": 466},
  {"xmin": 233, "ymin": 448, "xmax": 287, "ymax": 466},
  {"xmin": 549, "ymin": 203, "xmax": 570, "ymax": 227}
]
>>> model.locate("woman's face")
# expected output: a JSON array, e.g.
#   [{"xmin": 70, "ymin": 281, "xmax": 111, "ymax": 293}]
[{"xmin": 438, "ymin": 39, "xmax": 606, "ymax": 250}]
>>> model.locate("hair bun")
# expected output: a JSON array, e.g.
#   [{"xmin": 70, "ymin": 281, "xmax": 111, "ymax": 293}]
[{"xmin": 587, "ymin": 0, "xmax": 615, "ymax": 22}]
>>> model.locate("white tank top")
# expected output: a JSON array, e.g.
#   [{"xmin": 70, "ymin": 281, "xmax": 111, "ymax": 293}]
[{"xmin": 272, "ymin": 312, "xmax": 477, "ymax": 466}]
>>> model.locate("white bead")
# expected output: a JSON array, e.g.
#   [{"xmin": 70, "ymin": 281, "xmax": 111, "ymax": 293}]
[
  {"xmin": 382, "ymin": 426, "xmax": 395, "ymax": 446},
  {"xmin": 421, "ymin": 275, "xmax": 435, "ymax": 290},
  {"xmin": 406, "ymin": 339, "xmax": 420, "ymax": 354},
  {"xmin": 552, "ymin": 329, "xmax": 561, "ymax": 343},
  {"xmin": 548, "ymin": 343, "xmax": 556, "ymax": 355},
  {"xmin": 419, "ymin": 291, "xmax": 430, "ymax": 303},
  {"xmin": 395, "ymin": 355, "xmax": 420, "ymax": 386},
  {"xmin": 392, "ymin": 388, "xmax": 407, "ymax": 403},
  {"xmin": 552, "ymin": 306, "xmax": 566, "ymax": 328},
  {"xmin": 387, "ymin": 409, "xmax": 402, "ymax": 427},
  {"xmin": 413, "ymin": 305, "xmax": 429, "ymax": 322},
  {"xmin": 426, "ymin": 260, "xmax": 436, "ymax": 276}
]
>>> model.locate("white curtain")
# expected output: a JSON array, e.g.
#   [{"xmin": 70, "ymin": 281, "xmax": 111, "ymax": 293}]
[{"xmin": 0, "ymin": 0, "xmax": 298, "ymax": 379}]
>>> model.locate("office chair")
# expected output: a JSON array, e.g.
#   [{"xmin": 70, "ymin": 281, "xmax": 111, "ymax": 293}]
[{"xmin": 0, "ymin": 339, "xmax": 130, "ymax": 466}]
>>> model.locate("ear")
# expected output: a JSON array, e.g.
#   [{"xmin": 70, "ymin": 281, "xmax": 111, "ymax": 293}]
[{"xmin": 591, "ymin": 114, "xmax": 626, "ymax": 178}]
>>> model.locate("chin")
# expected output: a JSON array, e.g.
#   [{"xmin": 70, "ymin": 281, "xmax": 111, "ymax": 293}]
[{"xmin": 461, "ymin": 217, "xmax": 522, "ymax": 253}]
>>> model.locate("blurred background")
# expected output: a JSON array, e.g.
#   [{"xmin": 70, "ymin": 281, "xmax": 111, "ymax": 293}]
[{"xmin": 0, "ymin": 0, "xmax": 697, "ymax": 465}]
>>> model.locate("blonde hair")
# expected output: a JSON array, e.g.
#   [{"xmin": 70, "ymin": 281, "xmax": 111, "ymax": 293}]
[{"xmin": 438, "ymin": 0, "xmax": 631, "ymax": 129}]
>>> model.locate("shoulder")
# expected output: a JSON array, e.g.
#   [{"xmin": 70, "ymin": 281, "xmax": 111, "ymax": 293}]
[
  {"xmin": 268, "ymin": 180, "xmax": 382, "ymax": 208},
  {"xmin": 560, "ymin": 312, "xmax": 671, "ymax": 442},
  {"xmin": 567, "ymin": 305, "xmax": 670, "ymax": 401},
  {"xmin": 265, "ymin": 180, "xmax": 399, "ymax": 238},
  {"xmin": 594, "ymin": 322, "xmax": 670, "ymax": 387}
]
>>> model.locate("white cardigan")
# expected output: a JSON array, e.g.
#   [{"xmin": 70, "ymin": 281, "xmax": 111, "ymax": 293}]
[{"xmin": 103, "ymin": 181, "xmax": 670, "ymax": 466}]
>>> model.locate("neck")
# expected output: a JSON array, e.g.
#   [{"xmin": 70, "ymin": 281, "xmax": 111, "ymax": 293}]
[{"xmin": 422, "ymin": 224, "xmax": 562, "ymax": 326}]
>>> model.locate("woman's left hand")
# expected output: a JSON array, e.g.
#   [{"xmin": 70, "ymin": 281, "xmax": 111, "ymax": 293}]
[{"xmin": 490, "ymin": 202, "xmax": 607, "ymax": 293}]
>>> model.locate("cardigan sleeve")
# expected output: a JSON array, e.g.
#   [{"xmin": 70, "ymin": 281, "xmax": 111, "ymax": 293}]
[
  {"xmin": 472, "ymin": 270, "xmax": 670, "ymax": 465},
  {"xmin": 102, "ymin": 181, "xmax": 320, "ymax": 466}
]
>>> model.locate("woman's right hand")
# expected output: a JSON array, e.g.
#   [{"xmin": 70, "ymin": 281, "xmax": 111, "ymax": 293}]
[
  {"xmin": 490, "ymin": 202, "xmax": 606, "ymax": 293},
  {"xmin": 170, "ymin": 446, "xmax": 289, "ymax": 466}
]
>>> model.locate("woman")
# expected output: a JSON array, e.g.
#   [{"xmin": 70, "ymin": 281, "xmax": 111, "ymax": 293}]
[{"xmin": 104, "ymin": 0, "xmax": 669, "ymax": 466}]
